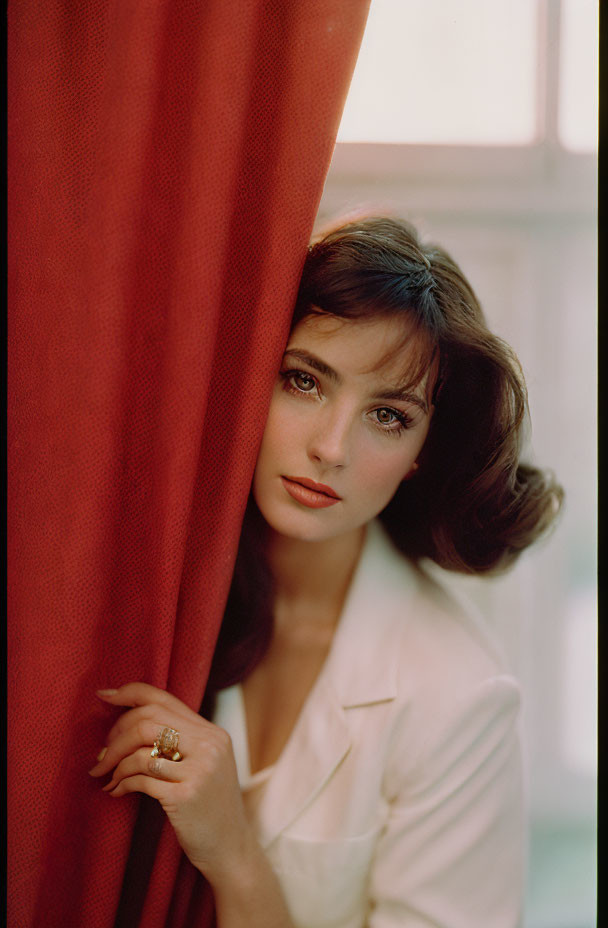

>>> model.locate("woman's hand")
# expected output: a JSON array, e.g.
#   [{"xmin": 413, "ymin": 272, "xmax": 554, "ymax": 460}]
[{"xmin": 89, "ymin": 682, "xmax": 256, "ymax": 887}]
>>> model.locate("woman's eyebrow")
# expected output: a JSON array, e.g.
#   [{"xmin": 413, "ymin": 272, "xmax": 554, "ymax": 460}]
[
  {"xmin": 282, "ymin": 349, "xmax": 341, "ymax": 383},
  {"xmin": 373, "ymin": 388, "xmax": 428, "ymax": 414}
]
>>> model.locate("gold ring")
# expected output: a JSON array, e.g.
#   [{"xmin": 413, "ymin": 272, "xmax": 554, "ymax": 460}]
[{"xmin": 150, "ymin": 727, "xmax": 181, "ymax": 760}]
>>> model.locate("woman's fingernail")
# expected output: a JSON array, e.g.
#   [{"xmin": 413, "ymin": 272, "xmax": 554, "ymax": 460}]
[
  {"xmin": 96, "ymin": 747, "xmax": 107, "ymax": 762},
  {"xmin": 96, "ymin": 688, "xmax": 118, "ymax": 697}
]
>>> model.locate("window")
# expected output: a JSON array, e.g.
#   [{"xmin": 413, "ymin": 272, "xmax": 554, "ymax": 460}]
[
  {"xmin": 558, "ymin": 0, "xmax": 599, "ymax": 152},
  {"xmin": 331, "ymin": 0, "xmax": 598, "ymax": 186},
  {"xmin": 337, "ymin": 0, "xmax": 538, "ymax": 145}
]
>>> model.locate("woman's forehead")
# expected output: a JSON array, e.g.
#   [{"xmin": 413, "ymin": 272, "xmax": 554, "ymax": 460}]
[{"xmin": 288, "ymin": 312, "xmax": 437, "ymax": 391}]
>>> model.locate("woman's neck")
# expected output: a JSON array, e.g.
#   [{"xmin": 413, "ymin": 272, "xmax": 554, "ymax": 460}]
[{"xmin": 266, "ymin": 524, "xmax": 366, "ymax": 631}]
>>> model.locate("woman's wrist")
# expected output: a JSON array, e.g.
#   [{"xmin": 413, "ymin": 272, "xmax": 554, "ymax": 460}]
[
  {"xmin": 204, "ymin": 827, "xmax": 294, "ymax": 927},
  {"xmin": 200, "ymin": 823, "xmax": 262, "ymax": 891}
]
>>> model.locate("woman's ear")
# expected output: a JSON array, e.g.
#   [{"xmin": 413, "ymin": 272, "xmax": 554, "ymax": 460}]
[{"xmin": 402, "ymin": 462, "xmax": 419, "ymax": 482}]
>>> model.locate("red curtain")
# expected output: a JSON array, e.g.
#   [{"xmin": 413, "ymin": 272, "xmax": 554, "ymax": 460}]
[{"xmin": 7, "ymin": 2, "xmax": 370, "ymax": 925}]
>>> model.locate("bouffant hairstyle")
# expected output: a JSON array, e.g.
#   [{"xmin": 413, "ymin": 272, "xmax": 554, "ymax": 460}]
[
  {"xmin": 295, "ymin": 215, "xmax": 562, "ymax": 571},
  {"xmin": 202, "ymin": 215, "xmax": 563, "ymax": 704}
]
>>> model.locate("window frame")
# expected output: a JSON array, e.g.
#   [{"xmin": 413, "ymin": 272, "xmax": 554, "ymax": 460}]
[{"xmin": 328, "ymin": 0, "xmax": 596, "ymax": 215}]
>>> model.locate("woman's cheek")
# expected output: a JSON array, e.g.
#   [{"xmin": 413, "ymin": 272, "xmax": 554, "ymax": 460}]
[
  {"xmin": 274, "ymin": 393, "xmax": 313, "ymax": 437},
  {"xmin": 264, "ymin": 396, "xmax": 302, "ymax": 451},
  {"xmin": 359, "ymin": 451, "xmax": 410, "ymax": 502}
]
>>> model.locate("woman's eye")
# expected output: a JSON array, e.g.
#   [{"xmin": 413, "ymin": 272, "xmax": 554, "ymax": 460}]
[
  {"xmin": 280, "ymin": 369, "xmax": 319, "ymax": 396},
  {"xmin": 372, "ymin": 407, "xmax": 411, "ymax": 433},
  {"xmin": 292, "ymin": 372, "xmax": 316, "ymax": 392}
]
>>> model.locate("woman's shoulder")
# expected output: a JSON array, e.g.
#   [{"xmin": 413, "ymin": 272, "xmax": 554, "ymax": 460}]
[
  {"xmin": 360, "ymin": 523, "xmax": 522, "ymax": 794},
  {"xmin": 332, "ymin": 520, "xmax": 519, "ymax": 709}
]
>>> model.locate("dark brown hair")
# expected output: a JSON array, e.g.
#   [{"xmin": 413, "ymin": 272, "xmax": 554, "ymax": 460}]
[{"xmin": 202, "ymin": 215, "xmax": 563, "ymax": 705}]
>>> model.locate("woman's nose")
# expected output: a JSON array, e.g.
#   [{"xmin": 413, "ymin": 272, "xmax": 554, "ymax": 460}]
[{"xmin": 307, "ymin": 404, "xmax": 353, "ymax": 469}]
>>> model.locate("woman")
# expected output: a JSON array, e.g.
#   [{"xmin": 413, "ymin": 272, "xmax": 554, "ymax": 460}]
[{"xmin": 90, "ymin": 216, "xmax": 562, "ymax": 927}]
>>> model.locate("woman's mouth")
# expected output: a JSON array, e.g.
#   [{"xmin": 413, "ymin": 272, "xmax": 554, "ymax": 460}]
[{"xmin": 280, "ymin": 476, "xmax": 342, "ymax": 509}]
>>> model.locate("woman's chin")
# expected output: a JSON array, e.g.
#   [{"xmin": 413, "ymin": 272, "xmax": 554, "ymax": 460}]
[
  {"xmin": 266, "ymin": 517, "xmax": 341, "ymax": 544},
  {"xmin": 258, "ymin": 505, "xmax": 365, "ymax": 546}
]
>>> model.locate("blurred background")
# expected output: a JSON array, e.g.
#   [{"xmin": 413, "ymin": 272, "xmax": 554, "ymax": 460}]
[{"xmin": 318, "ymin": 2, "xmax": 597, "ymax": 926}]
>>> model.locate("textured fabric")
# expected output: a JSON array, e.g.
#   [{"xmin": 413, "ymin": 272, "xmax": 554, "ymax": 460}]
[
  {"xmin": 7, "ymin": 2, "xmax": 370, "ymax": 926},
  {"xmin": 213, "ymin": 521, "xmax": 525, "ymax": 927}
]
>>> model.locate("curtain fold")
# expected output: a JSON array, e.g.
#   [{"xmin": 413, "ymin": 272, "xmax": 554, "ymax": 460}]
[{"xmin": 8, "ymin": 2, "xmax": 371, "ymax": 925}]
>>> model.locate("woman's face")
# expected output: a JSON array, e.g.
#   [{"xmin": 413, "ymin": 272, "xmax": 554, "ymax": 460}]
[{"xmin": 252, "ymin": 312, "xmax": 435, "ymax": 544}]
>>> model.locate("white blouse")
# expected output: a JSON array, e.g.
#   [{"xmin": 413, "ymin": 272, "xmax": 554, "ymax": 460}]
[
  {"xmin": 214, "ymin": 520, "xmax": 525, "ymax": 928},
  {"xmin": 216, "ymin": 684, "xmax": 275, "ymax": 823}
]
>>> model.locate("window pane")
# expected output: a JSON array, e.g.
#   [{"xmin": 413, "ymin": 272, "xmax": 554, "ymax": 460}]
[
  {"xmin": 337, "ymin": 0, "xmax": 538, "ymax": 145},
  {"xmin": 558, "ymin": 0, "xmax": 599, "ymax": 152},
  {"xmin": 562, "ymin": 592, "xmax": 597, "ymax": 776}
]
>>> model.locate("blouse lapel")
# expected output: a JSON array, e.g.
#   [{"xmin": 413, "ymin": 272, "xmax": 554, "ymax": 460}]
[
  {"xmin": 255, "ymin": 675, "xmax": 351, "ymax": 849},
  {"xmin": 255, "ymin": 520, "xmax": 419, "ymax": 849}
]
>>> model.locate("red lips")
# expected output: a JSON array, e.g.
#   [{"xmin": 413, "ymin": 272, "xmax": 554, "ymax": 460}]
[
  {"xmin": 284, "ymin": 476, "xmax": 341, "ymax": 499},
  {"xmin": 281, "ymin": 476, "xmax": 342, "ymax": 509}
]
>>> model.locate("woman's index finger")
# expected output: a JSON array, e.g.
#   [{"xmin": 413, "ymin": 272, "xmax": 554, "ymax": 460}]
[{"xmin": 96, "ymin": 683, "xmax": 202, "ymax": 720}]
